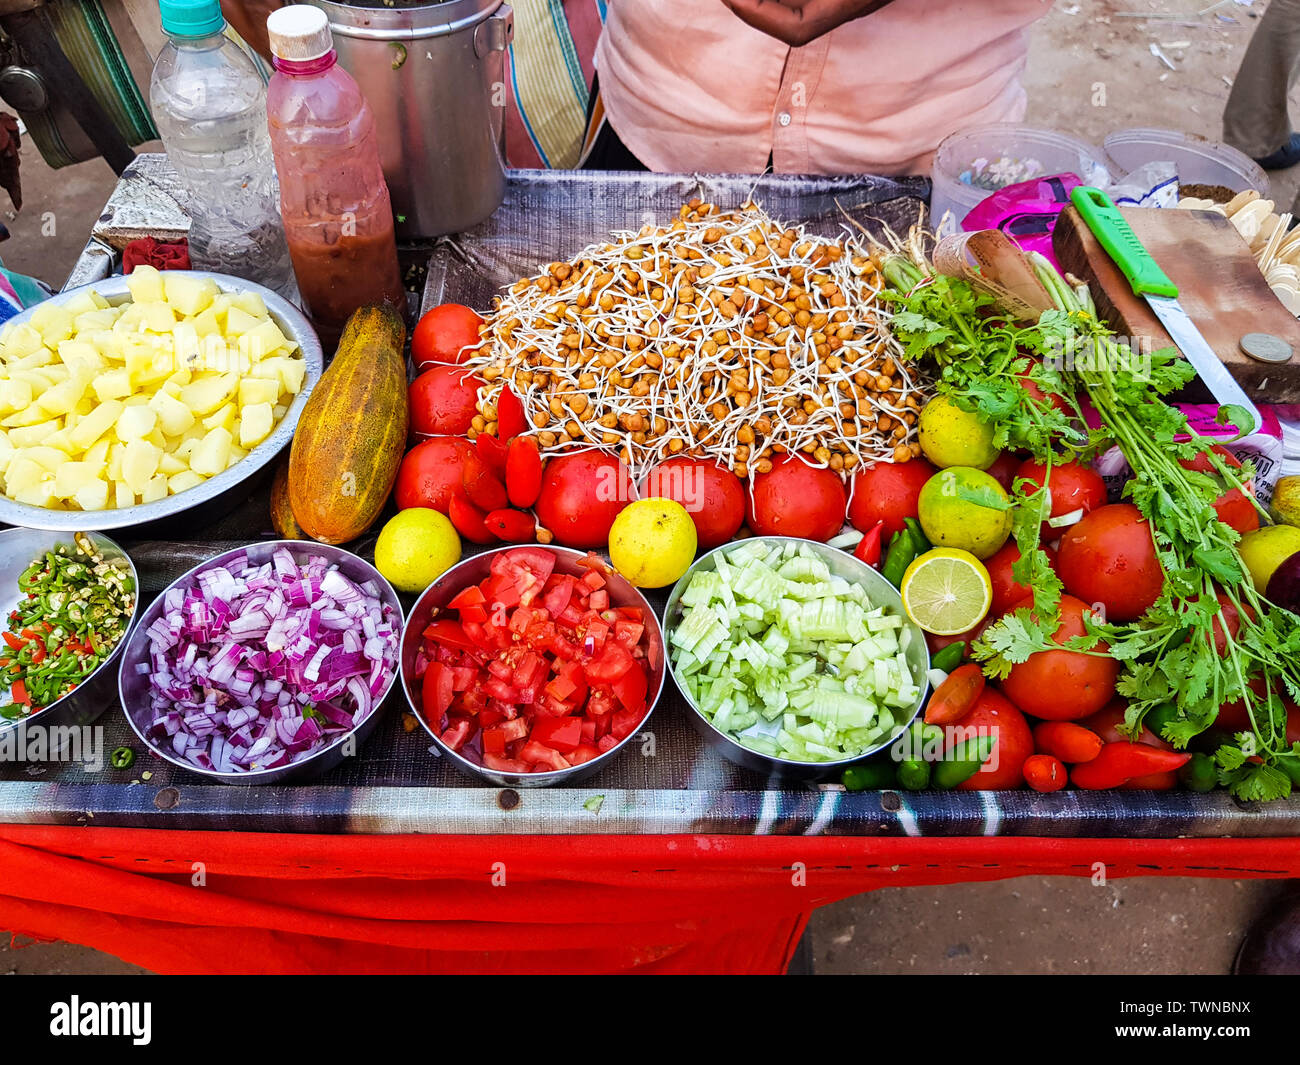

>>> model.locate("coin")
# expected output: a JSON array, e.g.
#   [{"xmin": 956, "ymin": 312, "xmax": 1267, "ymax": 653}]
[{"xmin": 1240, "ymin": 332, "xmax": 1294, "ymax": 364}]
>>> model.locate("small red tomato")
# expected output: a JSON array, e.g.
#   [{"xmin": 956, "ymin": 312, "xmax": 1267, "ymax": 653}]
[
  {"xmin": 999, "ymin": 595, "xmax": 1119, "ymax": 720},
  {"xmin": 496, "ymin": 385, "xmax": 528, "ymax": 442},
  {"xmin": 953, "ymin": 688, "xmax": 1035, "ymax": 790},
  {"xmin": 409, "ymin": 365, "xmax": 485, "ymax": 438},
  {"xmin": 1178, "ymin": 444, "xmax": 1259, "ymax": 536},
  {"xmin": 642, "ymin": 457, "xmax": 745, "ymax": 550},
  {"xmin": 412, "ymin": 303, "xmax": 484, "ymax": 369},
  {"xmin": 448, "ymin": 494, "xmax": 495, "ymax": 544},
  {"xmin": 1023, "ymin": 753, "xmax": 1067, "ymax": 792},
  {"xmin": 1015, "ymin": 356, "xmax": 1071, "ymax": 413},
  {"xmin": 1013, "ymin": 458, "xmax": 1107, "ymax": 539},
  {"xmin": 484, "ymin": 508, "xmax": 537, "ymax": 542},
  {"xmin": 394, "ymin": 436, "xmax": 476, "ymax": 514},
  {"xmin": 985, "ymin": 540, "xmax": 1058, "ymax": 618},
  {"xmin": 506, "ymin": 436, "xmax": 543, "ymax": 509},
  {"xmin": 747, "ymin": 454, "xmax": 847, "ymax": 542},
  {"xmin": 847, "ymin": 457, "xmax": 935, "ymax": 539},
  {"xmin": 984, "ymin": 451, "xmax": 1025, "ymax": 494},
  {"xmin": 535, "ymin": 451, "xmax": 633, "ymax": 549},
  {"xmin": 1056, "ymin": 503, "xmax": 1163, "ymax": 622}
]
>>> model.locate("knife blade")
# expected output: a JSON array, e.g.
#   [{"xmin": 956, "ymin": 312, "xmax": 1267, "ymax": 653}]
[{"xmin": 1069, "ymin": 185, "xmax": 1262, "ymax": 436}]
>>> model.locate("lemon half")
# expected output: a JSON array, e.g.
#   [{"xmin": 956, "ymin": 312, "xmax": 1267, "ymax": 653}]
[{"xmin": 900, "ymin": 547, "xmax": 992, "ymax": 636}]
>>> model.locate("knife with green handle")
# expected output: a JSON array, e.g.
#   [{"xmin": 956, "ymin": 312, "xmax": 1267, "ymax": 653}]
[{"xmin": 1070, "ymin": 185, "xmax": 1261, "ymax": 435}]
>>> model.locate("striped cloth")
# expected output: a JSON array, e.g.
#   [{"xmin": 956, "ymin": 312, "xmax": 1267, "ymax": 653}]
[{"xmin": 504, "ymin": 0, "xmax": 605, "ymax": 170}]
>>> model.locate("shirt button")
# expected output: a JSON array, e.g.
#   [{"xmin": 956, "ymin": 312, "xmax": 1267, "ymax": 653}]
[{"xmin": 778, "ymin": 112, "xmax": 792, "ymax": 127}]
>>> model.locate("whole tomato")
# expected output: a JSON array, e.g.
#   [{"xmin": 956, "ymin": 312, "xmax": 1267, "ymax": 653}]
[
  {"xmin": 394, "ymin": 436, "xmax": 477, "ymax": 514},
  {"xmin": 409, "ymin": 365, "xmax": 485, "ymax": 437},
  {"xmin": 1015, "ymin": 356, "xmax": 1071, "ymax": 414},
  {"xmin": 1014, "ymin": 458, "xmax": 1107, "ymax": 539},
  {"xmin": 999, "ymin": 594, "xmax": 1119, "ymax": 720},
  {"xmin": 1217, "ymin": 678, "xmax": 1300, "ymax": 741},
  {"xmin": 412, "ymin": 303, "xmax": 484, "ymax": 369},
  {"xmin": 984, "ymin": 451, "xmax": 1025, "ymax": 494},
  {"xmin": 1056, "ymin": 503, "xmax": 1163, "ymax": 622},
  {"xmin": 847, "ymin": 457, "xmax": 935, "ymax": 538},
  {"xmin": 1079, "ymin": 699, "xmax": 1177, "ymax": 790},
  {"xmin": 985, "ymin": 540, "xmax": 1057, "ymax": 617},
  {"xmin": 747, "ymin": 453, "xmax": 847, "ymax": 542},
  {"xmin": 535, "ymin": 451, "xmax": 633, "ymax": 549},
  {"xmin": 1178, "ymin": 444, "xmax": 1259, "ymax": 536},
  {"xmin": 642, "ymin": 457, "xmax": 745, "ymax": 550},
  {"xmin": 1202, "ymin": 589, "xmax": 1252, "ymax": 656},
  {"xmin": 953, "ymin": 687, "xmax": 1035, "ymax": 790}
]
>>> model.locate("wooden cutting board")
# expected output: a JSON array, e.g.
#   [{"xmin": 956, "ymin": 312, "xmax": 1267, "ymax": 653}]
[{"xmin": 1052, "ymin": 205, "xmax": 1300, "ymax": 403}]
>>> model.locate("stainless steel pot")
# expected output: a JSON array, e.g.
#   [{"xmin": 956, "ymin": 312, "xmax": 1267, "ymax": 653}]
[{"xmin": 314, "ymin": 0, "xmax": 513, "ymax": 240}]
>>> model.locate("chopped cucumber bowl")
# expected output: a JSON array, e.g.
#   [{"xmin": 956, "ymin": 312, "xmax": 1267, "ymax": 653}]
[{"xmin": 667, "ymin": 538, "xmax": 925, "ymax": 763}]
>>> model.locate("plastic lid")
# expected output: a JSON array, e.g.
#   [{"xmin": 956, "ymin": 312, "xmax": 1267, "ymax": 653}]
[
  {"xmin": 158, "ymin": 0, "xmax": 225, "ymax": 38},
  {"xmin": 267, "ymin": 5, "xmax": 334, "ymax": 62}
]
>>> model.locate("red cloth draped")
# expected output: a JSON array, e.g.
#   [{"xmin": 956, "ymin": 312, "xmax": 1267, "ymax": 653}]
[
  {"xmin": 122, "ymin": 238, "xmax": 190, "ymax": 273},
  {"xmin": 1, "ymin": 828, "xmax": 1298, "ymax": 974}
]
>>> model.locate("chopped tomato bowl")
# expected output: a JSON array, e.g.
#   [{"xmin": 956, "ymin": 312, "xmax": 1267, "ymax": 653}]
[{"xmin": 405, "ymin": 547, "xmax": 662, "ymax": 779}]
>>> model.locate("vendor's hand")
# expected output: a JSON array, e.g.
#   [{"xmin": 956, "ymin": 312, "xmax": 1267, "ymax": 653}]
[{"xmin": 721, "ymin": 0, "xmax": 894, "ymax": 47}]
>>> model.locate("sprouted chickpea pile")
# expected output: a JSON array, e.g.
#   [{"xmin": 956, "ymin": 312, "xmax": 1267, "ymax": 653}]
[{"xmin": 464, "ymin": 199, "xmax": 927, "ymax": 480}]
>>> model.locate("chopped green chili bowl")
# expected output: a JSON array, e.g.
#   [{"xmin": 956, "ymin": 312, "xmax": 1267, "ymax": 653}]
[{"xmin": 0, "ymin": 528, "xmax": 139, "ymax": 759}]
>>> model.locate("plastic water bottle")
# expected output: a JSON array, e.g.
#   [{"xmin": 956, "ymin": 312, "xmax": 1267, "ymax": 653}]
[
  {"xmin": 265, "ymin": 5, "xmax": 404, "ymax": 349},
  {"xmin": 150, "ymin": 0, "xmax": 292, "ymax": 292}
]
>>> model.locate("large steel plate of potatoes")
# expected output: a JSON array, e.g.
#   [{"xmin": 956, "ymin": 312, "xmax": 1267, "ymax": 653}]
[{"xmin": 0, "ymin": 268, "xmax": 323, "ymax": 531}]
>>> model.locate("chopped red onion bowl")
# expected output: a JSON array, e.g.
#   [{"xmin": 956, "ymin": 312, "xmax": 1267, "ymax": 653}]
[{"xmin": 142, "ymin": 546, "xmax": 399, "ymax": 773}]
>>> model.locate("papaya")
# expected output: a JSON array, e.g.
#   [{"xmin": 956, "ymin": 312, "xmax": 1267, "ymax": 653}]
[{"xmin": 288, "ymin": 305, "xmax": 408, "ymax": 544}]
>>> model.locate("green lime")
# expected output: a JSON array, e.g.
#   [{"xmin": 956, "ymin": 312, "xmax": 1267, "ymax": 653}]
[
  {"xmin": 917, "ymin": 395, "xmax": 999, "ymax": 470},
  {"xmin": 916, "ymin": 467, "xmax": 1013, "ymax": 560},
  {"xmin": 374, "ymin": 508, "xmax": 462, "ymax": 594}
]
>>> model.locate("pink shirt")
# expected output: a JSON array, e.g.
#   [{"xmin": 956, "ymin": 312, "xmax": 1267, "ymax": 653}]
[{"xmin": 595, "ymin": 0, "xmax": 1050, "ymax": 176}]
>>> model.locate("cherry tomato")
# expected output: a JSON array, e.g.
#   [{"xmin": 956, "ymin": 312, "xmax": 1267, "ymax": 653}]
[
  {"xmin": 535, "ymin": 452, "xmax": 633, "ymax": 549},
  {"xmin": 640, "ymin": 457, "xmax": 745, "ymax": 550},
  {"xmin": 394, "ymin": 436, "xmax": 477, "ymax": 514},
  {"xmin": 953, "ymin": 687, "xmax": 1034, "ymax": 790},
  {"xmin": 1056, "ymin": 503, "xmax": 1164, "ymax": 622},
  {"xmin": 412, "ymin": 303, "xmax": 484, "ymax": 369},
  {"xmin": 999, "ymin": 594, "xmax": 1119, "ymax": 720},
  {"xmin": 409, "ymin": 365, "xmax": 485, "ymax": 438},
  {"xmin": 747, "ymin": 454, "xmax": 847, "ymax": 542},
  {"xmin": 847, "ymin": 457, "xmax": 935, "ymax": 539},
  {"xmin": 1023, "ymin": 753, "xmax": 1067, "ymax": 792},
  {"xmin": 924, "ymin": 663, "xmax": 985, "ymax": 725},
  {"xmin": 985, "ymin": 540, "xmax": 1057, "ymax": 618},
  {"xmin": 1013, "ymin": 458, "xmax": 1107, "ymax": 539},
  {"xmin": 1178, "ymin": 444, "xmax": 1259, "ymax": 536}
]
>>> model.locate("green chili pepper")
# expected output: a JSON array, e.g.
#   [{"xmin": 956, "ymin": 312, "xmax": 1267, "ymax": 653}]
[
  {"xmin": 881, "ymin": 533, "xmax": 918, "ymax": 588},
  {"xmin": 903, "ymin": 517, "xmax": 931, "ymax": 554},
  {"xmin": 110, "ymin": 746, "xmax": 135, "ymax": 770},
  {"xmin": 932, "ymin": 734, "xmax": 998, "ymax": 789},
  {"xmin": 930, "ymin": 641, "xmax": 967, "ymax": 673},
  {"xmin": 897, "ymin": 758, "xmax": 931, "ymax": 790},
  {"xmin": 841, "ymin": 760, "xmax": 897, "ymax": 791},
  {"xmin": 1178, "ymin": 752, "xmax": 1218, "ymax": 793}
]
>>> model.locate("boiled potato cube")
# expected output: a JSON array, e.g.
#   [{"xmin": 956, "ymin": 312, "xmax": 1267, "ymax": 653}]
[
  {"xmin": 116, "ymin": 404, "xmax": 157, "ymax": 442},
  {"xmin": 92, "ymin": 368, "xmax": 133, "ymax": 402},
  {"xmin": 190, "ymin": 307, "xmax": 221, "ymax": 340},
  {"xmin": 74, "ymin": 478, "xmax": 110, "ymax": 511},
  {"xmin": 139, "ymin": 302, "xmax": 177, "ymax": 333},
  {"xmin": 272, "ymin": 404, "xmax": 287, "ymax": 421},
  {"xmin": 238, "ymin": 377, "xmax": 280, "ymax": 407},
  {"xmin": 61, "ymin": 291, "xmax": 100, "ymax": 317},
  {"xmin": 180, "ymin": 372, "xmax": 238, "ymax": 416},
  {"xmin": 121, "ymin": 439, "xmax": 161, "ymax": 494},
  {"xmin": 238, "ymin": 402, "xmax": 273, "ymax": 449},
  {"xmin": 203, "ymin": 402, "xmax": 237, "ymax": 433},
  {"xmin": 30, "ymin": 304, "xmax": 74, "ymax": 345},
  {"xmin": 150, "ymin": 391, "xmax": 195, "ymax": 437},
  {"xmin": 114, "ymin": 481, "xmax": 135, "ymax": 509},
  {"xmin": 253, "ymin": 356, "xmax": 306, "ymax": 395},
  {"xmin": 140, "ymin": 473, "xmax": 169, "ymax": 503},
  {"xmin": 0, "ymin": 377, "xmax": 33, "ymax": 412},
  {"xmin": 158, "ymin": 451, "xmax": 187, "ymax": 476},
  {"xmin": 35, "ymin": 378, "xmax": 86, "ymax": 418},
  {"xmin": 125, "ymin": 264, "xmax": 165, "ymax": 304},
  {"xmin": 163, "ymin": 274, "xmax": 219, "ymax": 317},
  {"xmin": 84, "ymin": 438, "xmax": 110, "ymax": 470},
  {"xmin": 68, "ymin": 398, "xmax": 124, "ymax": 451},
  {"xmin": 57, "ymin": 339, "xmax": 104, "ymax": 376},
  {"xmin": 11, "ymin": 479, "xmax": 58, "ymax": 508},
  {"xmin": 168, "ymin": 470, "xmax": 204, "ymax": 494},
  {"xmin": 107, "ymin": 443, "xmax": 123, "ymax": 482},
  {"xmin": 190, "ymin": 426, "xmax": 232, "ymax": 476},
  {"xmin": 22, "ymin": 446, "xmax": 70, "ymax": 473},
  {"xmin": 3, "ymin": 325, "xmax": 46, "ymax": 359},
  {"xmin": 223, "ymin": 306, "xmax": 262, "ymax": 338},
  {"xmin": 54, "ymin": 461, "xmax": 97, "ymax": 498},
  {"xmin": 232, "ymin": 291, "xmax": 268, "ymax": 318},
  {"xmin": 4, "ymin": 456, "xmax": 45, "ymax": 495},
  {"xmin": 225, "ymin": 444, "xmax": 248, "ymax": 469}
]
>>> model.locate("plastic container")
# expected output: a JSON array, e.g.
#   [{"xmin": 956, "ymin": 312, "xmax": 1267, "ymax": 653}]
[
  {"xmin": 149, "ymin": 0, "xmax": 292, "ymax": 293},
  {"xmin": 1104, "ymin": 128, "xmax": 1269, "ymax": 198},
  {"xmin": 265, "ymin": 5, "xmax": 404, "ymax": 350},
  {"xmin": 930, "ymin": 123, "xmax": 1111, "ymax": 235}
]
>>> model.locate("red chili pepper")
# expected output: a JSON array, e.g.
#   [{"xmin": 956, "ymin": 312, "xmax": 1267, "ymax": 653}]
[
  {"xmin": 474, "ymin": 433, "xmax": 509, "ymax": 477},
  {"xmin": 2, "ymin": 632, "xmax": 22, "ymax": 651},
  {"xmin": 30, "ymin": 644, "xmax": 44, "ymax": 664},
  {"xmin": 1070, "ymin": 742, "xmax": 1191, "ymax": 790},
  {"xmin": 484, "ymin": 508, "xmax": 537, "ymax": 543},
  {"xmin": 1023, "ymin": 754, "xmax": 1067, "ymax": 792},
  {"xmin": 11, "ymin": 679, "xmax": 29, "ymax": 705},
  {"xmin": 1033, "ymin": 721, "xmax": 1103, "ymax": 764},
  {"xmin": 853, "ymin": 520, "xmax": 885, "ymax": 568},
  {"xmin": 448, "ymin": 493, "xmax": 497, "ymax": 545},
  {"xmin": 463, "ymin": 466, "xmax": 508, "ymax": 513},
  {"xmin": 924, "ymin": 664, "xmax": 985, "ymax": 725},
  {"xmin": 506, "ymin": 435, "xmax": 544, "ymax": 509}
]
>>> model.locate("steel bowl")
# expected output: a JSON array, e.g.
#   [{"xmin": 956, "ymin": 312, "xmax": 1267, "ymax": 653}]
[
  {"xmin": 662, "ymin": 536, "xmax": 931, "ymax": 781},
  {"xmin": 0, "ymin": 528, "xmax": 139, "ymax": 762},
  {"xmin": 0, "ymin": 271, "xmax": 323, "ymax": 533},
  {"xmin": 400, "ymin": 546, "xmax": 667, "ymax": 788},
  {"xmin": 118, "ymin": 540, "xmax": 403, "ymax": 785}
]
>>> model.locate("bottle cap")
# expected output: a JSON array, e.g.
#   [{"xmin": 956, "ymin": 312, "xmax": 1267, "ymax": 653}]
[
  {"xmin": 158, "ymin": 0, "xmax": 225, "ymax": 38},
  {"xmin": 267, "ymin": 5, "xmax": 334, "ymax": 62}
]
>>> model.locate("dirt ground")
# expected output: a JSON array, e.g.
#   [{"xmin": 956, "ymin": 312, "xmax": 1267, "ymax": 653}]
[{"xmin": 4, "ymin": 0, "xmax": 1299, "ymax": 976}]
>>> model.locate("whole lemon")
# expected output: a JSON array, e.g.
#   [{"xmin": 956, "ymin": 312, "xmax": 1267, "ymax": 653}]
[
  {"xmin": 1238, "ymin": 524, "xmax": 1300, "ymax": 590},
  {"xmin": 918, "ymin": 395, "xmax": 999, "ymax": 470},
  {"xmin": 609, "ymin": 498, "xmax": 697, "ymax": 588},
  {"xmin": 917, "ymin": 466, "xmax": 1013, "ymax": 560},
  {"xmin": 374, "ymin": 508, "xmax": 462, "ymax": 594},
  {"xmin": 1272, "ymin": 475, "xmax": 1300, "ymax": 528}
]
